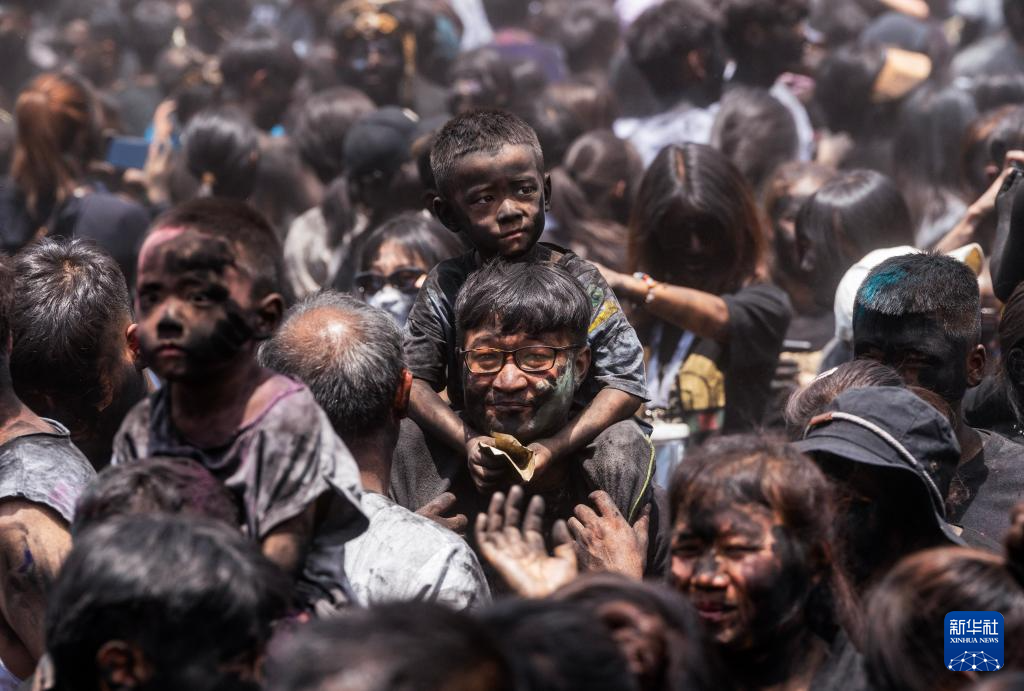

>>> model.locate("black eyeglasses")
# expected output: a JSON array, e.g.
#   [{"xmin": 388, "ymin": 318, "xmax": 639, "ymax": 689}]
[
  {"xmin": 460, "ymin": 345, "xmax": 583, "ymax": 375},
  {"xmin": 354, "ymin": 267, "xmax": 426, "ymax": 296}
]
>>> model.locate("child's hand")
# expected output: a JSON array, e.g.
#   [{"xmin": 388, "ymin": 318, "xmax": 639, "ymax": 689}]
[{"xmin": 466, "ymin": 435, "xmax": 505, "ymax": 493}]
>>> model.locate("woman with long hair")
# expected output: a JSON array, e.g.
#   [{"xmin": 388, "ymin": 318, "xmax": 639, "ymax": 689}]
[
  {"xmin": 0, "ymin": 72, "xmax": 149, "ymax": 285},
  {"xmin": 598, "ymin": 143, "xmax": 790, "ymax": 438}
]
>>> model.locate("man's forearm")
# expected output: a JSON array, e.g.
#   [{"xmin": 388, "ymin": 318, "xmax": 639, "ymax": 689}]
[
  {"xmin": 539, "ymin": 389, "xmax": 642, "ymax": 460},
  {"xmin": 409, "ymin": 378, "xmax": 473, "ymax": 454}
]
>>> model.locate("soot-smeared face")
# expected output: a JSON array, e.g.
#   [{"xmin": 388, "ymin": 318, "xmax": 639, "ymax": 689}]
[
  {"xmin": 135, "ymin": 228, "xmax": 257, "ymax": 382},
  {"xmin": 461, "ymin": 327, "xmax": 588, "ymax": 443},
  {"xmin": 669, "ymin": 501, "xmax": 810, "ymax": 651},
  {"xmin": 440, "ymin": 144, "xmax": 548, "ymax": 260},
  {"xmin": 854, "ymin": 312, "xmax": 970, "ymax": 405}
]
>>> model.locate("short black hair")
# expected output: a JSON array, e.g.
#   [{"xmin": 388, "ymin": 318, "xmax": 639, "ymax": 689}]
[
  {"xmin": 854, "ymin": 252, "xmax": 982, "ymax": 345},
  {"xmin": 455, "ymin": 260, "xmax": 590, "ymax": 346},
  {"xmin": 258, "ymin": 291, "xmax": 405, "ymax": 440},
  {"xmin": 293, "ymin": 87, "xmax": 376, "ymax": 184},
  {"xmin": 182, "ymin": 107, "xmax": 261, "ymax": 199},
  {"xmin": 711, "ymin": 86, "xmax": 799, "ymax": 194},
  {"xmin": 430, "ymin": 109, "xmax": 544, "ymax": 198},
  {"xmin": 73, "ymin": 457, "xmax": 241, "ymax": 535},
  {"xmin": 556, "ymin": 1, "xmax": 621, "ymax": 74},
  {"xmin": 151, "ymin": 198, "xmax": 287, "ymax": 300},
  {"xmin": 10, "ymin": 238, "xmax": 131, "ymax": 418},
  {"xmin": 218, "ymin": 28, "xmax": 301, "ymax": 93},
  {"xmin": 265, "ymin": 602, "xmax": 515, "ymax": 691},
  {"xmin": 130, "ymin": 0, "xmax": 178, "ymax": 71},
  {"xmin": 478, "ymin": 598, "xmax": 636, "ymax": 691},
  {"xmin": 625, "ymin": 0, "xmax": 724, "ymax": 100},
  {"xmin": 47, "ymin": 514, "xmax": 290, "ymax": 691}
]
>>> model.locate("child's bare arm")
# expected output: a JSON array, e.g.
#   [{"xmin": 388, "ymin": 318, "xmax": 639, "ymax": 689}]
[
  {"xmin": 261, "ymin": 503, "xmax": 316, "ymax": 578},
  {"xmin": 408, "ymin": 379, "xmax": 506, "ymax": 492},
  {"xmin": 529, "ymin": 388, "xmax": 642, "ymax": 485},
  {"xmin": 408, "ymin": 379, "xmax": 471, "ymax": 453}
]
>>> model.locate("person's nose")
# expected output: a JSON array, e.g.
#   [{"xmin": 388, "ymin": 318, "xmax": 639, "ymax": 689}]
[
  {"xmin": 367, "ymin": 47, "xmax": 381, "ymax": 68},
  {"xmin": 496, "ymin": 197, "xmax": 523, "ymax": 225},
  {"xmin": 156, "ymin": 302, "xmax": 184, "ymax": 340},
  {"xmin": 492, "ymin": 357, "xmax": 529, "ymax": 393},
  {"xmin": 690, "ymin": 552, "xmax": 728, "ymax": 590}
]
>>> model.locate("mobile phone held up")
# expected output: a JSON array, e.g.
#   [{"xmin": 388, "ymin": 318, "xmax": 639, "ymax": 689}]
[{"xmin": 105, "ymin": 137, "xmax": 150, "ymax": 171}]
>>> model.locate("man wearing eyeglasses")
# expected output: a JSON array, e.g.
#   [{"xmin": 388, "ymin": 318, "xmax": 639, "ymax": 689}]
[{"xmin": 391, "ymin": 260, "xmax": 657, "ymax": 540}]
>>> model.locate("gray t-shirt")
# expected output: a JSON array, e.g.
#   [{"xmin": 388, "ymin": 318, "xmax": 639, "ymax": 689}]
[
  {"xmin": 344, "ymin": 492, "xmax": 490, "ymax": 610},
  {"xmin": 404, "ymin": 244, "xmax": 648, "ymax": 411},
  {"xmin": 112, "ymin": 376, "xmax": 368, "ymax": 609},
  {"xmin": 0, "ymin": 419, "xmax": 95, "ymax": 524}
]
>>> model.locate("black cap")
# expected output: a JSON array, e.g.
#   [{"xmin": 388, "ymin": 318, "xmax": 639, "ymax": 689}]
[
  {"xmin": 343, "ymin": 106, "xmax": 419, "ymax": 179},
  {"xmin": 793, "ymin": 386, "xmax": 965, "ymax": 545}
]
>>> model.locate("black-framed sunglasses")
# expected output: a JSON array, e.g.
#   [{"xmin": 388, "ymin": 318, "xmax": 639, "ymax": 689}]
[
  {"xmin": 460, "ymin": 345, "xmax": 583, "ymax": 375},
  {"xmin": 354, "ymin": 267, "xmax": 426, "ymax": 296}
]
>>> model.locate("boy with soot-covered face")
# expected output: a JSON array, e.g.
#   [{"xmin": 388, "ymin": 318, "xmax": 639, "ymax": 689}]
[
  {"xmin": 112, "ymin": 198, "xmax": 367, "ymax": 611},
  {"xmin": 404, "ymin": 110, "xmax": 649, "ymax": 517}
]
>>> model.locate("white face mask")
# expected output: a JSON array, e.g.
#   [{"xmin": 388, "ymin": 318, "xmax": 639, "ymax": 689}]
[{"xmin": 366, "ymin": 285, "xmax": 417, "ymax": 325}]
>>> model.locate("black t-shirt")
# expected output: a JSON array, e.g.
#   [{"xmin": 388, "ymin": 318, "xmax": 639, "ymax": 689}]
[
  {"xmin": 647, "ymin": 283, "xmax": 791, "ymax": 438},
  {"xmin": 948, "ymin": 429, "xmax": 1024, "ymax": 546},
  {"xmin": 0, "ymin": 179, "xmax": 151, "ymax": 287}
]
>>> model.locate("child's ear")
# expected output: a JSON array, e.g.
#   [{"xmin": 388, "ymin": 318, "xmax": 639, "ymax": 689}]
[
  {"xmin": 254, "ymin": 293, "xmax": 285, "ymax": 339},
  {"xmin": 125, "ymin": 323, "xmax": 143, "ymax": 370},
  {"xmin": 433, "ymin": 196, "xmax": 461, "ymax": 234},
  {"xmin": 544, "ymin": 174, "xmax": 552, "ymax": 211}
]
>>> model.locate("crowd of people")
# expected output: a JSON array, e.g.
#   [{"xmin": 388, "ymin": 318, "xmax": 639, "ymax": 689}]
[{"xmin": 4, "ymin": 0, "xmax": 1024, "ymax": 688}]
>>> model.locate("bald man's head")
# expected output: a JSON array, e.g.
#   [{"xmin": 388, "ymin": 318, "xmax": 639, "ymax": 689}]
[{"xmin": 259, "ymin": 292, "xmax": 406, "ymax": 440}]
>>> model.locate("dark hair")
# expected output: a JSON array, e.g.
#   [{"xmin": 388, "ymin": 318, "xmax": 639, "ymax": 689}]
[
  {"xmin": 12, "ymin": 72, "xmax": 98, "ymax": 218},
  {"xmin": 556, "ymin": 0, "xmax": 620, "ymax": 75},
  {"xmin": 151, "ymin": 198, "xmax": 286, "ymax": 300},
  {"xmin": 0, "ymin": 255, "xmax": 14, "ymax": 351},
  {"xmin": 266, "ymin": 602, "xmax": 514, "ymax": 691},
  {"xmin": 564, "ymin": 129, "xmax": 643, "ymax": 226},
  {"xmin": 544, "ymin": 80, "xmax": 619, "ymax": 133},
  {"xmin": 864, "ymin": 542, "xmax": 1024, "ymax": 690},
  {"xmin": 292, "ymin": 87, "xmax": 376, "ymax": 185},
  {"xmin": 853, "ymin": 252, "xmax": 982, "ymax": 345},
  {"xmin": 711, "ymin": 87, "xmax": 799, "ymax": 194},
  {"xmin": 669, "ymin": 435, "xmax": 847, "ymax": 641},
  {"xmin": 481, "ymin": 0, "xmax": 529, "ymax": 28},
  {"xmin": 218, "ymin": 29, "xmax": 301, "ymax": 96},
  {"xmin": 784, "ymin": 360, "xmax": 905, "ymax": 439},
  {"xmin": 968, "ymin": 74, "xmax": 1024, "ymax": 113},
  {"xmin": 431, "ymin": 109, "xmax": 544, "ymax": 198},
  {"xmin": 455, "ymin": 260, "xmax": 591, "ymax": 346},
  {"xmin": 629, "ymin": 143, "xmax": 764, "ymax": 294},
  {"xmin": 625, "ymin": 0, "xmax": 724, "ymax": 101},
  {"xmin": 73, "ymin": 457, "xmax": 240, "ymax": 535},
  {"xmin": 522, "ymin": 96, "xmax": 584, "ymax": 167},
  {"xmin": 553, "ymin": 574, "xmax": 719, "ymax": 691},
  {"xmin": 46, "ymin": 514, "xmax": 290, "ymax": 691},
  {"xmin": 998, "ymin": 283, "xmax": 1024, "ymax": 420},
  {"xmin": 1007, "ymin": 0, "xmax": 1024, "ymax": 46},
  {"xmin": 893, "ymin": 86, "xmax": 978, "ymax": 242},
  {"xmin": 259, "ymin": 291, "xmax": 404, "ymax": 440},
  {"xmin": 449, "ymin": 47, "xmax": 516, "ymax": 113},
  {"xmin": 479, "ymin": 598, "xmax": 638, "ymax": 691},
  {"xmin": 10, "ymin": 238, "xmax": 130, "ymax": 425},
  {"xmin": 130, "ymin": 0, "xmax": 178, "ymax": 72},
  {"xmin": 814, "ymin": 45, "xmax": 886, "ymax": 136},
  {"xmin": 182, "ymin": 107, "xmax": 261, "ymax": 199},
  {"xmin": 357, "ymin": 211, "xmax": 465, "ymax": 273},
  {"xmin": 721, "ymin": 0, "xmax": 809, "ymax": 72},
  {"xmin": 795, "ymin": 169, "xmax": 914, "ymax": 309},
  {"xmin": 547, "ymin": 167, "xmax": 629, "ymax": 272}
]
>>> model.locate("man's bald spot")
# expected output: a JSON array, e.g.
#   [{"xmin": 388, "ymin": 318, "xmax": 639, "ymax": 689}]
[{"xmin": 276, "ymin": 306, "xmax": 364, "ymax": 362}]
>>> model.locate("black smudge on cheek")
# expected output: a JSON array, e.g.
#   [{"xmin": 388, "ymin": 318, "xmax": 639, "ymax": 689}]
[{"xmin": 187, "ymin": 300, "xmax": 255, "ymax": 363}]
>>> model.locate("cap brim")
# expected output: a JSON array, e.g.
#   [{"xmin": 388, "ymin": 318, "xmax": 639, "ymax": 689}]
[{"xmin": 794, "ymin": 432, "xmax": 965, "ymax": 547}]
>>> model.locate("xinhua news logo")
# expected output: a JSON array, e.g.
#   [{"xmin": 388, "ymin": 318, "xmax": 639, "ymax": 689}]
[{"xmin": 945, "ymin": 612, "xmax": 1004, "ymax": 672}]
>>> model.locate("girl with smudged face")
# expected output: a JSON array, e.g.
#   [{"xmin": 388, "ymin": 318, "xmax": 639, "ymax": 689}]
[{"xmin": 668, "ymin": 435, "xmax": 858, "ymax": 689}]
